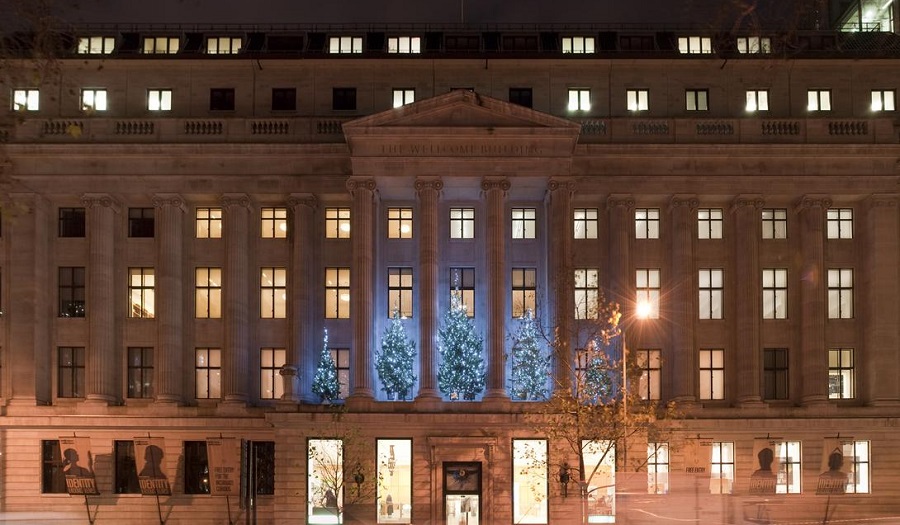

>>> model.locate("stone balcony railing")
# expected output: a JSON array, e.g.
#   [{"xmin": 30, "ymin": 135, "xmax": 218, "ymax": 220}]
[{"xmin": 6, "ymin": 116, "xmax": 899, "ymax": 145}]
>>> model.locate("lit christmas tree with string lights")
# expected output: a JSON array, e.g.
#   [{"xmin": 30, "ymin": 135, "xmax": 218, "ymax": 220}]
[
  {"xmin": 376, "ymin": 310, "xmax": 417, "ymax": 400},
  {"xmin": 508, "ymin": 309, "xmax": 548, "ymax": 400},
  {"xmin": 437, "ymin": 290, "xmax": 485, "ymax": 400},
  {"xmin": 312, "ymin": 329, "xmax": 341, "ymax": 403}
]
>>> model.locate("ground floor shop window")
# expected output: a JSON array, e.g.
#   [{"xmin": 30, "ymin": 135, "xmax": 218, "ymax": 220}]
[
  {"xmin": 512, "ymin": 439, "xmax": 548, "ymax": 524},
  {"xmin": 114, "ymin": 440, "xmax": 140, "ymax": 493},
  {"xmin": 309, "ymin": 439, "xmax": 343, "ymax": 524},
  {"xmin": 377, "ymin": 439, "xmax": 412, "ymax": 523},
  {"xmin": 582, "ymin": 440, "xmax": 615, "ymax": 523},
  {"xmin": 41, "ymin": 440, "xmax": 66, "ymax": 494},
  {"xmin": 184, "ymin": 441, "xmax": 210, "ymax": 494}
]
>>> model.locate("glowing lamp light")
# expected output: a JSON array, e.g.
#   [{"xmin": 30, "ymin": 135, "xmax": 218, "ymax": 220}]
[
  {"xmin": 400, "ymin": 224, "xmax": 411, "ymax": 234},
  {"xmin": 636, "ymin": 300, "xmax": 653, "ymax": 320},
  {"xmin": 278, "ymin": 223, "xmax": 287, "ymax": 232},
  {"xmin": 340, "ymin": 293, "xmax": 350, "ymax": 302},
  {"xmin": 340, "ymin": 223, "xmax": 351, "ymax": 233}
]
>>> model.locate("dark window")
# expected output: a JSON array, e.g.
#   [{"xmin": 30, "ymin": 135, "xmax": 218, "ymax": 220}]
[
  {"xmin": 58, "ymin": 346, "xmax": 85, "ymax": 398},
  {"xmin": 114, "ymin": 441, "xmax": 140, "ymax": 494},
  {"xmin": 42, "ymin": 440, "xmax": 67, "ymax": 494},
  {"xmin": 209, "ymin": 88, "xmax": 235, "ymax": 111},
  {"xmin": 445, "ymin": 35, "xmax": 480, "ymax": 51},
  {"xmin": 58, "ymin": 207, "xmax": 86, "ymax": 237},
  {"xmin": 763, "ymin": 348, "xmax": 789, "ymax": 400},
  {"xmin": 620, "ymin": 35, "xmax": 655, "ymax": 51},
  {"xmin": 271, "ymin": 88, "xmax": 296, "ymax": 111},
  {"xmin": 332, "ymin": 88, "xmax": 357, "ymax": 110},
  {"xmin": 58, "ymin": 266, "xmax": 86, "ymax": 317},
  {"xmin": 250, "ymin": 441, "xmax": 275, "ymax": 495},
  {"xmin": 184, "ymin": 441, "xmax": 210, "ymax": 494},
  {"xmin": 509, "ymin": 88, "xmax": 533, "ymax": 108},
  {"xmin": 128, "ymin": 207, "xmax": 155, "ymax": 238},
  {"xmin": 128, "ymin": 347, "xmax": 154, "ymax": 398},
  {"xmin": 502, "ymin": 35, "xmax": 538, "ymax": 51}
]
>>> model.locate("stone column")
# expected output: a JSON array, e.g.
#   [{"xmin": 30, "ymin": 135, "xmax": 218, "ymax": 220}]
[
  {"xmin": 7, "ymin": 193, "xmax": 51, "ymax": 405},
  {"xmin": 865, "ymin": 194, "xmax": 900, "ymax": 405},
  {"xmin": 222, "ymin": 193, "xmax": 251, "ymax": 405},
  {"xmin": 732, "ymin": 195, "xmax": 765, "ymax": 407},
  {"xmin": 797, "ymin": 195, "xmax": 830, "ymax": 406},
  {"xmin": 152, "ymin": 194, "xmax": 186, "ymax": 405},
  {"xmin": 285, "ymin": 193, "xmax": 318, "ymax": 404},
  {"xmin": 83, "ymin": 194, "xmax": 120, "ymax": 405},
  {"xmin": 547, "ymin": 179, "xmax": 575, "ymax": 395},
  {"xmin": 669, "ymin": 195, "xmax": 698, "ymax": 404},
  {"xmin": 415, "ymin": 178, "xmax": 443, "ymax": 402},
  {"xmin": 347, "ymin": 178, "xmax": 376, "ymax": 401},
  {"xmin": 482, "ymin": 177, "xmax": 511, "ymax": 401},
  {"xmin": 607, "ymin": 195, "xmax": 634, "ymax": 314}
]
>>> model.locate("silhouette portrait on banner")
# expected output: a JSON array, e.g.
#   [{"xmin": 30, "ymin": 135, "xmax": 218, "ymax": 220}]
[
  {"xmin": 59, "ymin": 437, "xmax": 99, "ymax": 495},
  {"xmin": 135, "ymin": 438, "xmax": 171, "ymax": 495},
  {"xmin": 63, "ymin": 448, "xmax": 92, "ymax": 477},
  {"xmin": 817, "ymin": 446, "xmax": 849, "ymax": 495},
  {"xmin": 749, "ymin": 442, "xmax": 778, "ymax": 495}
]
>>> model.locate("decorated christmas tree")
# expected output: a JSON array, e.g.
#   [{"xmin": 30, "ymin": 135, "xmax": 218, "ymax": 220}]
[
  {"xmin": 508, "ymin": 309, "xmax": 548, "ymax": 400},
  {"xmin": 312, "ymin": 329, "xmax": 341, "ymax": 403},
  {"xmin": 437, "ymin": 291, "xmax": 485, "ymax": 400},
  {"xmin": 376, "ymin": 310, "xmax": 417, "ymax": 400}
]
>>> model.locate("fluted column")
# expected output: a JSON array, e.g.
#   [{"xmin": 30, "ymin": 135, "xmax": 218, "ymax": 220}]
[
  {"xmin": 415, "ymin": 178, "xmax": 443, "ymax": 402},
  {"xmin": 482, "ymin": 177, "xmax": 511, "ymax": 401},
  {"xmin": 865, "ymin": 194, "xmax": 900, "ymax": 405},
  {"xmin": 669, "ymin": 195, "xmax": 698, "ymax": 404},
  {"xmin": 347, "ymin": 178, "xmax": 376, "ymax": 400},
  {"xmin": 286, "ymin": 193, "xmax": 318, "ymax": 404},
  {"xmin": 83, "ymin": 194, "xmax": 120, "ymax": 404},
  {"xmin": 797, "ymin": 195, "xmax": 830, "ymax": 406},
  {"xmin": 222, "ymin": 193, "xmax": 251, "ymax": 405},
  {"xmin": 607, "ymin": 195, "xmax": 634, "ymax": 313},
  {"xmin": 547, "ymin": 179, "xmax": 575, "ymax": 395},
  {"xmin": 732, "ymin": 195, "xmax": 765, "ymax": 406}
]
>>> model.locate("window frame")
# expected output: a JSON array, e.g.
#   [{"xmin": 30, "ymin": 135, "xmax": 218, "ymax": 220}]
[
  {"xmin": 511, "ymin": 267, "xmax": 537, "ymax": 318},
  {"xmin": 143, "ymin": 36, "xmax": 180, "ymax": 54},
  {"xmin": 697, "ymin": 208, "xmax": 723, "ymax": 239},
  {"xmin": 627, "ymin": 89, "xmax": 649, "ymax": 111},
  {"xmin": 195, "ymin": 267, "xmax": 223, "ymax": 319},
  {"xmin": 685, "ymin": 89, "xmax": 709, "ymax": 111},
  {"xmin": 387, "ymin": 36, "xmax": 421, "ymax": 54},
  {"xmin": 77, "ymin": 36, "xmax": 115, "ymax": 54},
  {"xmin": 761, "ymin": 268, "xmax": 788, "ymax": 319},
  {"xmin": 260, "ymin": 347, "xmax": 286, "ymax": 400},
  {"xmin": 184, "ymin": 441, "xmax": 210, "ymax": 494},
  {"xmin": 128, "ymin": 267, "xmax": 155, "ymax": 319},
  {"xmin": 678, "ymin": 36, "xmax": 712, "ymax": 54},
  {"xmin": 325, "ymin": 207, "xmax": 351, "ymax": 239},
  {"xmin": 261, "ymin": 207, "xmax": 288, "ymax": 238},
  {"xmin": 329, "ymin": 36, "xmax": 363, "ymax": 54},
  {"xmin": 574, "ymin": 208, "xmax": 598, "ymax": 239},
  {"xmin": 58, "ymin": 207, "xmax": 86, "ymax": 237},
  {"xmin": 81, "ymin": 88, "xmax": 108, "ymax": 112},
  {"xmin": 388, "ymin": 267, "xmax": 414, "ymax": 318},
  {"xmin": 128, "ymin": 207, "xmax": 155, "ymax": 238},
  {"xmin": 206, "ymin": 36, "xmax": 242, "ymax": 54},
  {"xmin": 562, "ymin": 36, "xmax": 596, "ymax": 54},
  {"xmin": 574, "ymin": 268, "xmax": 600, "ymax": 320},
  {"xmin": 635, "ymin": 268, "xmax": 661, "ymax": 319},
  {"xmin": 871, "ymin": 89, "xmax": 895, "ymax": 112},
  {"xmin": 737, "ymin": 36, "xmax": 771, "ymax": 54},
  {"xmin": 761, "ymin": 208, "xmax": 786, "ymax": 239},
  {"xmin": 512, "ymin": 439, "xmax": 549, "ymax": 523},
  {"xmin": 698, "ymin": 348, "xmax": 725, "ymax": 400},
  {"xmin": 58, "ymin": 266, "xmax": 86, "ymax": 318},
  {"xmin": 698, "ymin": 268, "xmax": 724, "ymax": 320},
  {"xmin": 42, "ymin": 440, "xmax": 67, "ymax": 494},
  {"xmin": 828, "ymin": 348, "xmax": 855, "ymax": 400},
  {"xmin": 450, "ymin": 267, "xmax": 475, "ymax": 318},
  {"xmin": 260, "ymin": 267, "xmax": 287, "ymax": 319},
  {"xmin": 844, "ymin": 440, "xmax": 870, "ymax": 494},
  {"xmin": 763, "ymin": 348, "xmax": 789, "ymax": 400},
  {"xmin": 647, "ymin": 442, "xmax": 669, "ymax": 494},
  {"xmin": 58, "ymin": 346, "xmax": 85, "ymax": 398},
  {"xmin": 333, "ymin": 87, "xmax": 358, "ymax": 111},
  {"xmin": 827, "ymin": 268, "xmax": 854, "ymax": 319},
  {"xmin": 635, "ymin": 208, "xmax": 660, "ymax": 239},
  {"xmin": 777, "ymin": 441, "xmax": 802, "ymax": 494},
  {"xmin": 392, "ymin": 88, "xmax": 415, "ymax": 108},
  {"xmin": 195, "ymin": 207, "xmax": 222, "ymax": 238},
  {"xmin": 329, "ymin": 348, "xmax": 351, "ymax": 399},
  {"xmin": 710, "ymin": 442, "xmax": 735, "ymax": 494},
  {"xmin": 209, "ymin": 88, "xmax": 236, "ymax": 111},
  {"xmin": 449, "ymin": 207, "xmax": 475, "ymax": 239},
  {"xmin": 271, "ymin": 87, "xmax": 297, "ymax": 111},
  {"xmin": 636, "ymin": 349, "xmax": 661, "ymax": 401},
  {"xmin": 826, "ymin": 208, "xmax": 853, "ymax": 239},
  {"xmin": 12, "ymin": 88, "xmax": 39, "ymax": 111},
  {"xmin": 511, "ymin": 208, "xmax": 536, "ymax": 240},
  {"xmin": 807, "ymin": 89, "xmax": 832, "ymax": 112},
  {"xmin": 325, "ymin": 267, "xmax": 351, "ymax": 319},
  {"xmin": 195, "ymin": 348, "xmax": 222, "ymax": 399},
  {"xmin": 567, "ymin": 88, "xmax": 591, "ymax": 111},
  {"xmin": 147, "ymin": 89, "xmax": 173, "ymax": 111},
  {"xmin": 387, "ymin": 207, "xmax": 413, "ymax": 239},
  {"xmin": 127, "ymin": 346, "xmax": 153, "ymax": 399},
  {"xmin": 745, "ymin": 89, "xmax": 769, "ymax": 112},
  {"xmin": 114, "ymin": 440, "xmax": 141, "ymax": 494},
  {"xmin": 508, "ymin": 87, "xmax": 533, "ymax": 108}
]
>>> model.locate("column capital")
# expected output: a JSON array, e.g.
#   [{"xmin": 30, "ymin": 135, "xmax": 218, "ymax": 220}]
[
  {"xmin": 415, "ymin": 177, "xmax": 444, "ymax": 193},
  {"xmin": 669, "ymin": 194, "xmax": 699, "ymax": 212},
  {"xmin": 287, "ymin": 193, "xmax": 318, "ymax": 210},
  {"xmin": 795, "ymin": 194, "xmax": 832, "ymax": 212},
  {"xmin": 221, "ymin": 193, "xmax": 251, "ymax": 209},
  {"xmin": 730, "ymin": 194, "xmax": 765, "ymax": 213},
  {"xmin": 81, "ymin": 193, "xmax": 120, "ymax": 212},
  {"xmin": 152, "ymin": 193, "xmax": 186, "ymax": 211},
  {"xmin": 346, "ymin": 177, "xmax": 377, "ymax": 194},
  {"xmin": 607, "ymin": 193, "xmax": 635, "ymax": 210},
  {"xmin": 547, "ymin": 178, "xmax": 576, "ymax": 193},
  {"xmin": 866, "ymin": 193, "xmax": 899, "ymax": 208},
  {"xmin": 481, "ymin": 177, "xmax": 510, "ymax": 192}
]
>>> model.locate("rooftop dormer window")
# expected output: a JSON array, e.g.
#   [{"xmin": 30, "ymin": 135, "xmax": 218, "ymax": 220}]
[
  {"xmin": 77, "ymin": 36, "xmax": 115, "ymax": 54},
  {"xmin": 678, "ymin": 36, "xmax": 712, "ymax": 54},
  {"xmin": 388, "ymin": 36, "xmax": 420, "ymax": 54},
  {"xmin": 207, "ymin": 36, "xmax": 242, "ymax": 54},
  {"xmin": 562, "ymin": 36, "xmax": 595, "ymax": 54},
  {"xmin": 329, "ymin": 36, "xmax": 363, "ymax": 54},
  {"xmin": 143, "ymin": 36, "xmax": 180, "ymax": 54},
  {"xmin": 737, "ymin": 36, "xmax": 771, "ymax": 54}
]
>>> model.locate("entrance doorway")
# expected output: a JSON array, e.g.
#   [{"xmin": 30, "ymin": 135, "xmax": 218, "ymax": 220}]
[{"xmin": 443, "ymin": 462, "xmax": 481, "ymax": 525}]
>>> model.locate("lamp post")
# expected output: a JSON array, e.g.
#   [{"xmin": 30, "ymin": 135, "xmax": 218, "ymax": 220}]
[{"xmin": 621, "ymin": 300, "xmax": 652, "ymax": 482}]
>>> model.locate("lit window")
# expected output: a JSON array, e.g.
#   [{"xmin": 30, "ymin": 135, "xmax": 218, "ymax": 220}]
[
  {"xmin": 648, "ymin": 442, "xmax": 669, "ymax": 494},
  {"xmin": 195, "ymin": 348, "xmax": 221, "ymax": 399},
  {"xmin": 513, "ymin": 439, "xmax": 548, "ymax": 523},
  {"xmin": 746, "ymin": 89, "xmax": 769, "ymax": 112},
  {"xmin": 196, "ymin": 207, "xmax": 222, "ymax": 238},
  {"xmin": 699, "ymin": 349, "xmax": 724, "ymax": 400},
  {"xmin": 207, "ymin": 36, "xmax": 242, "ymax": 54},
  {"xmin": 627, "ymin": 89, "xmax": 649, "ymax": 111},
  {"xmin": 574, "ymin": 208, "xmax": 598, "ymax": 239},
  {"xmin": 562, "ymin": 36, "xmax": 595, "ymax": 54},
  {"xmin": 511, "ymin": 268, "xmax": 536, "ymax": 318},
  {"xmin": 260, "ymin": 348, "xmax": 286, "ymax": 399},
  {"xmin": 636, "ymin": 349, "xmax": 661, "ymax": 400},
  {"xmin": 737, "ymin": 36, "xmax": 771, "ymax": 54},
  {"xmin": 574, "ymin": 268, "xmax": 600, "ymax": 320},
  {"xmin": 184, "ymin": 441, "xmax": 210, "ymax": 494},
  {"xmin": 807, "ymin": 89, "xmax": 832, "ymax": 111},
  {"xmin": 763, "ymin": 348, "xmax": 789, "ymax": 400},
  {"xmin": 113, "ymin": 441, "xmax": 140, "ymax": 494},
  {"xmin": 710, "ymin": 442, "xmax": 735, "ymax": 494},
  {"xmin": 450, "ymin": 267, "xmax": 475, "ymax": 318},
  {"xmin": 127, "ymin": 347, "xmax": 153, "ymax": 399},
  {"xmin": 308, "ymin": 439, "xmax": 343, "ymax": 523},
  {"xmin": 377, "ymin": 440, "xmax": 413, "ymax": 524},
  {"xmin": 826, "ymin": 208, "xmax": 853, "ymax": 239},
  {"xmin": 568, "ymin": 88, "xmax": 591, "ymax": 111},
  {"xmin": 827, "ymin": 268, "xmax": 854, "ymax": 319},
  {"xmin": 449, "ymin": 208, "xmax": 475, "ymax": 239},
  {"xmin": 58, "ymin": 346, "xmax": 85, "ymax": 398},
  {"xmin": 388, "ymin": 36, "xmax": 420, "ymax": 53},
  {"xmin": 842, "ymin": 440, "xmax": 870, "ymax": 494},
  {"xmin": 388, "ymin": 207, "xmax": 413, "ymax": 239},
  {"xmin": 58, "ymin": 267, "xmax": 86, "ymax": 318},
  {"xmin": 147, "ymin": 89, "xmax": 173, "ymax": 111},
  {"xmin": 388, "ymin": 267, "xmax": 414, "ymax": 318},
  {"xmin": 636, "ymin": 269, "xmax": 660, "ymax": 319},
  {"xmin": 828, "ymin": 348, "xmax": 854, "ymax": 399},
  {"xmin": 77, "ymin": 36, "xmax": 115, "ymax": 54},
  {"xmin": 777, "ymin": 441, "xmax": 802, "ymax": 494},
  {"xmin": 678, "ymin": 36, "xmax": 712, "ymax": 54},
  {"xmin": 392, "ymin": 88, "xmax": 415, "ymax": 108},
  {"xmin": 195, "ymin": 267, "xmax": 222, "ymax": 318},
  {"xmin": 329, "ymin": 36, "xmax": 363, "ymax": 54},
  {"xmin": 511, "ymin": 208, "xmax": 536, "ymax": 239},
  {"xmin": 635, "ymin": 208, "xmax": 660, "ymax": 239},
  {"xmin": 260, "ymin": 267, "xmax": 287, "ymax": 319},
  {"xmin": 329, "ymin": 348, "xmax": 351, "ymax": 399},
  {"xmin": 582, "ymin": 440, "xmax": 616, "ymax": 523},
  {"xmin": 143, "ymin": 36, "xmax": 179, "ymax": 54},
  {"xmin": 697, "ymin": 208, "xmax": 723, "ymax": 239},
  {"xmin": 325, "ymin": 267, "xmax": 351, "ymax": 319},
  {"xmin": 128, "ymin": 207, "xmax": 155, "ymax": 237},
  {"xmin": 261, "ymin": 207, "xmax": 288, "ymax": 238},
  {"xmin": 871, "ymin": 89, "xmax": 895, "ymax": 112},
  {"xmin": 699, "ymin": 269, "xmax": 724, "ymax": 320},
  {"xmin": 326, "ymin": 207, "xmax": 351, "ymax": 239},
  {"xmin": 686, "ymin": 89, "xmax": 709, "ymax": 111},
  {"xmin": 762, "ymin": 269, "xmax": 787, "ymax": 319},
  {"xmin": 761, "ymin": 208, "xmax": 786, "ymax": 239},
  {"xmin": 81, "ymin": 88, "xmax": 107, "ymax": 112},
  {"xmin": 128, "ymin": 267, "xmax": 155, "ymax": 318},
  {"xmin": 12, "ymin": 88, "xmax": 39, "ymax": 111}
]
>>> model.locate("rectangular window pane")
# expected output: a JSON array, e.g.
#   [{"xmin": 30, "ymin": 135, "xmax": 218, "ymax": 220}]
[
  {"xmin": 574, "ymin": 208, "xmax": 598, "ymax": 239},
  {"xmin": 450, "ymin": 268, "xmax": 475, "ymax": 318},
  {"xmin": 325, "ymin": 268, "xmax": 351, "ymax": 319},
  {"xmin": 377, "ymin": 439, "xmax": 412, "ymax": 523},
  {"xmin": 261, "ymin": 207, "xmax": 288, "ymax": 238},
  {"xmin": 449, "ymin": 207, "xmax": 475, "ymax": 239},
  {"xmin": 388, "ymin": 267, "xmax": 414, "ymax": 318},
  {"xmin": 308, "ymin": 439, "xmax": 343, "ymax": 524},
  {"xmin": 388, "ymin": 207, "xmax": 413, "ymax": 239},
  {"xmin": 260, "ymin": 348, "xmax": 286, "ymax": 399},
  {"xmin": 260, "ymin": 267, "xmax": 287, "ymax": 318},
  {"xmin": 710, "ymin": 442, "xmax": 735, "ymax": 494},
  {"xmin": 699, "ymin": 349, "xmax": 724, "ymax": 400},
  {"xmin": 828, "ymin": 348, "xmax": 854, "ymax": 399},
  {"xmin": 513, "ymin": 439, "xmax": 548, "ymax": 523},
  {"xmin": 582, "ymin": 440, "xmax": 616, "ymax": 521},
  {"xmin": 196, "ymin": 207, "xmax": 222, "ymax": 238},
  {"xmin": 647, "ymin": 442, "xmax": 669, "ymax": 494},
  {"xmin": 326, "ymin": 207, "xmax": 351, "ymax": 239}
]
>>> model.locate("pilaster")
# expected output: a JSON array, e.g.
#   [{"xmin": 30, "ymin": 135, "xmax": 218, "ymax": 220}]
[
  {"xmin": 222, "ymin": 193, "xmax": 251, "ymax": 405},
  {"xmin": 668, "ymin": 195, "xmax": 698, "ymax": 405},
  {"xmin": 547, "ymin": 178, "xmax": 575, "ymax": 396},
  {"xmin": 482, "ymin": 177, "xmax": 511, "ymax": 401},
  {"xmin": 415, "ymin": 178, "xmax": 443, "ymax": 404},
  {"xmin": 865, "ymin": 194, "xmax": 900, "ymax": 405},
  {"xmin": 796, "ymin": 195, "xmax": 831, "ymax": 406},
  {"xmin": 347, "ymin": 178, "xmax": 376, "ymax": 402},
  {"xmin": 285, "ymin": 193, "xmax": 318, "ymax": 405},
  {"xmin": 731, "ymin": 195, "xmax": 765, "ymax": 407}
]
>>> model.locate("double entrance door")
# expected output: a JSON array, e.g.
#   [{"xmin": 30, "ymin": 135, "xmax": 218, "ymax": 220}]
[{"xmin": 443, "ymin": 462, "xmax": 481, "ymax": 525}]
